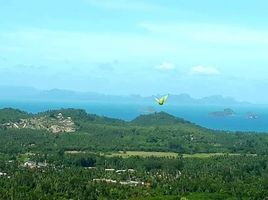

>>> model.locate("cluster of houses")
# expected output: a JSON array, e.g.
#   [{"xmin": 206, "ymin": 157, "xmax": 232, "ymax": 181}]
[
  {"xmin": 89, "ymin": 167, "xmax": 181, "ymax": 187},
  {"xmin": 1, "ymin": 113, "xmax": 76, "ymax": 133},
  {"xmin": 104, "ymin": 168, "xmax": 135, "ymax": 173},
  {"xmin": 92, "ymin": 168, "xmax": 151, "ymax": 187},
  {"xmin": 23, "ymin": 161, "xmax": 48, "ymax": 169},
  {"xmin": 0, "ymin": 172, "xmax": 10, "ymax": 179},
  {"xmin": 49, "ymin": 113, "xmax": 76, "ymax": 133},
  {"xmin": 93, "ymin": 179, "xmax": 148, "ymax": 187}
]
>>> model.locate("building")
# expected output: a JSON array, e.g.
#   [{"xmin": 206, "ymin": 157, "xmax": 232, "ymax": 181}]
[{"xmin": 24, "ymin": 161, "xmax": 37, "ymax": 169}]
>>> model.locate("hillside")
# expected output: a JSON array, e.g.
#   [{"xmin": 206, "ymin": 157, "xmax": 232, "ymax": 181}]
[
  {"xmin": 0, "ymin": 109, "xmax": 76, "ymax": 133},
  {"xmin": 0, "ymin": 108, "xmax": 268, "ymax": 155},
  {"xmin": 0, "ymin": 108, "xmax": 32, "ymax": 123},
  {"xmin": 131, "ymin": 111, "xmax": 191, "ymax": 126},
  {"xmin": 0, "ymin": 108, "xmax": 125, "ymax": 133},
  {"xmin": 0, "ymin": 108, "xmax": 268, "ymax": 199}
]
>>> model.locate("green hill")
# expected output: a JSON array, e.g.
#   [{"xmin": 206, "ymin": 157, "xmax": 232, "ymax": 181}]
[
  {"xmin": 0, "ymin": 108, "xmax": 268, "ymax": 155},
  {"xmin": 0, "ymin": 108, "xmax": 32, "ymax": 123},
  {"xmin": 131, "ymin": 111, "xmax": 191, "ymax": 126},
  {"xmin": 37, "ymin": 108, "xmax": 125, "ymax": 125},
  {"xmin": 0, "ymin": 108, "xmax": 268, "ymax": 199}
]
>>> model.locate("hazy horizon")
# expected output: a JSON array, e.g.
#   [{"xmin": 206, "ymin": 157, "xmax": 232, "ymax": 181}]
[
  {"xmin": 1, "ymin": 0, "xmax": 268, "ymax": 103},
  {"xmin": 0, "ymin": 84, "xmax": 255, "ymax": 105}
]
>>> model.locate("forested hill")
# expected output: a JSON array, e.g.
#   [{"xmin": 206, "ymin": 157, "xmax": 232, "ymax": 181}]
[
  {"xmin": 1, "ymin": 109, "xmax": 268, "ymax": 199},
  {"xmin": 0, "ymin": 108, "xmax": 193, "ymax": 127},
  {"xmin": 0, "ymin": 108, "xmax": 32, "ymax": 123},
  {"xmin": 0, "ymin": 108, "xmax": 268, "ymax": 154},
  {"xmin": 131, "ymin": 111, "xmax": 191, "ymax": 126},
  {"xmin": 37, "ymin": 108, "xmax": 125, "ymax": 125}
]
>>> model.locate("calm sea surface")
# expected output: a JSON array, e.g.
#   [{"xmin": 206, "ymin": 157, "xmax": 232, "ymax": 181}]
[{"xmin": 1, "ymin": 100, "xmax": 268, "ymax": 132}]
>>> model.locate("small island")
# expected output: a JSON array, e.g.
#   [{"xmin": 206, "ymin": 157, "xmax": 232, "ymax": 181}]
[
  {"xmin": 246, "ymin": 112, "xmax": 259, "ymax": 120},
  {"xmin": 209, "ymin": 108, "xmax": 236, "ymax": 117}
]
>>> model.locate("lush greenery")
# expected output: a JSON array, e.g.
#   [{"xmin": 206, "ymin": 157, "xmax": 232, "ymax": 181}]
[
  {"xmin": 0, "ymin": 108, "xmax": 32, "ymax": 123},
  {"xmin": 0, "ymin": 108, "xmax": 268, "ymax": 199}
]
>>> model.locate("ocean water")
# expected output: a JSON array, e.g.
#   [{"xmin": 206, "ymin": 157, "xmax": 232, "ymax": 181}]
[{"xmin": 0, "ymin": 100, "xmax": 268, "ymax": 133}]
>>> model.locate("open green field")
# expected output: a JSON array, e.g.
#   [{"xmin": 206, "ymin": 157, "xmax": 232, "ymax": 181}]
[
  {"xmin": 105, "ymin": 151, "xmax": 247, "ymax": 158},
  {"xmin": 135, "ymin": 193, "xmax": 238, "ymax": 200}
]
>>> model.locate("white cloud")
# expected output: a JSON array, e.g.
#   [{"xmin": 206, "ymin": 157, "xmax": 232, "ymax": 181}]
[
  {"xmin": 191, "ymin": 66, "xmax": 220, "ymax": 76},
  {"xmin": 155, "ymin": 61, "xmax": 176, "ymax": 70}
]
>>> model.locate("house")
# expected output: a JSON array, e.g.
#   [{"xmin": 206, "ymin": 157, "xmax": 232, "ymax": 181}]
[
  {"xmin": 37, "ymin": 162, "xmax": 48, "ymax": 168},
  {"xmin": 105, "ymin": 169, "xmax": 115, "ymax": 172},
  {"xmin": 116, "ymin": 170, "xmax": 127, "ymax": 173},
  {"xmin": 85, "ymin": 167, "xmax": 96, "ymax": 170},
  {"xmin": 173, "ymin": 171, "xmax": 182, "ymax": 179},
  {"xmin": 24, "ymin": 161, "xmax": 36, "ymax": 169},
  {"xmin": 0, "ymin": 172, "xmax": 7, "ymax": 176},
  {"xmin": 119, "ymin": 180, "xmax": 143, "ymax": 186},
  {"xmin": 93, "ymin": 179, "xmax": 117, "ymax": 184}
]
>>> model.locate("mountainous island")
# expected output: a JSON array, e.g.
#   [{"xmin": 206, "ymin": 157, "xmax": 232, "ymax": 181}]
[
  {"xmin": 0, "ymin": 108, "xmax": 267, "ymax": 199},
  {"xmin": 0, "ymin": 86, "xmax": 251, "ymax": 106}
]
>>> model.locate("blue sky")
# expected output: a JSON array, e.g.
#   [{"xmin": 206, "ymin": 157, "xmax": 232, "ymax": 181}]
[{"xmin": 1, "ymin": 0, "xmax": 268, "ymax": 103}]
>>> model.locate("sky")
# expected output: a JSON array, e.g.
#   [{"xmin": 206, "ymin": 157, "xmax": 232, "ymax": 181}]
[{"xmin": 1, "ymin": 0, "xmax": 268, "ymax": 103}]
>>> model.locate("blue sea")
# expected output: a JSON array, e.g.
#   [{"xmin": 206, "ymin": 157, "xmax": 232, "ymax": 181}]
[{"xmin": 1, "ymin": 100, "xmax": 268, "ymax": 133}]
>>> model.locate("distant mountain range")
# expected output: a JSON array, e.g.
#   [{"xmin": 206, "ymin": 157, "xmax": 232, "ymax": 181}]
[{"xmin": 0, "ymin": 86, "xmax": 251, "ymax": 106}]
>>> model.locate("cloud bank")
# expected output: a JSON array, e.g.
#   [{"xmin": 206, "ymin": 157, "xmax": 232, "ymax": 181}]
[{"xmin": 191, "ymin": 66, "xmax": 220, "ymax": 76}]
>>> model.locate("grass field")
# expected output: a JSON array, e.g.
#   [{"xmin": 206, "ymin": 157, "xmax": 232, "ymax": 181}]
[
  {"xmin": 131, "ymin": 193, "xmax": 237, "ymax": 200},
  {"xmin": 63, "ymin": 150, "xmax": 256, "ymax": 159},
  {"xmin": 105, "ymin": 151, "xmax": 245, "ymax": 158}
]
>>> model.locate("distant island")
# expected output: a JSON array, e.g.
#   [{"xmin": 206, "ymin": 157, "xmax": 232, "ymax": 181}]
[
  {"xmin": 246, "ymin": 112, "xmax": 259, "ymax": 119},
  {"xmin": 209, "ymin": 108, "xmax": 236, "ymax": 117},
  {"xmin": 0, "ymin": 86, "xmax": 251, "ymax": 106}
]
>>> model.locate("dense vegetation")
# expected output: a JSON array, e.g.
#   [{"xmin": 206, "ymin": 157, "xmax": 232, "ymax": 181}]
[
  {"xmin": 0, "ymin": 108, "xmax": 32, "ymax": 123},
  {"xmin": 0, "ymin": 108, "xmax": 268, "ymax": 199},
  {"xmin": 2, "ymin": 108, "xmax": 268, "ymax": 155}
]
